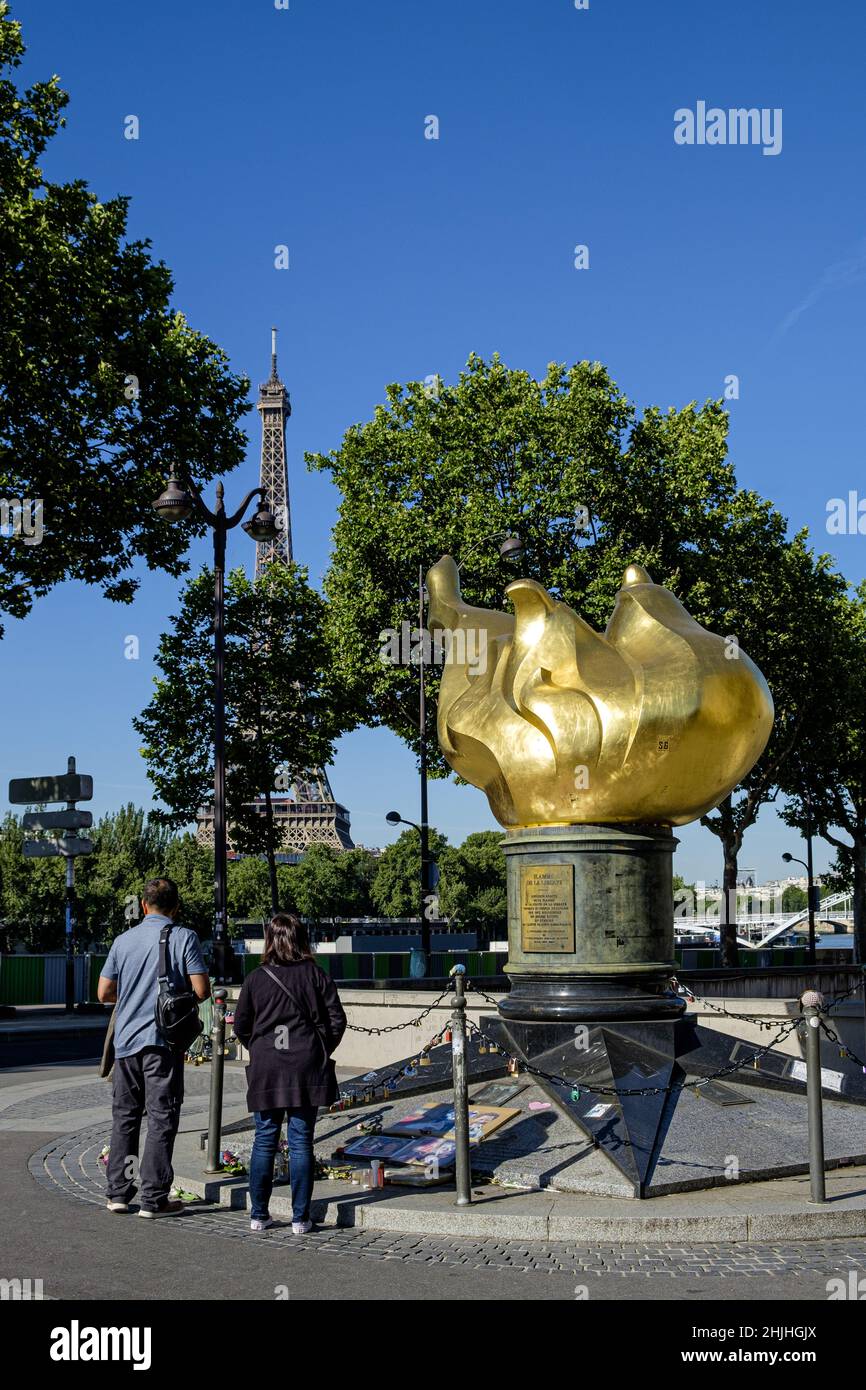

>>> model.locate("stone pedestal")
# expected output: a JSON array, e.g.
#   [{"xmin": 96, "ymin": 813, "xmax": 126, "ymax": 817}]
[{"xmin": 501, "ymin": 823, "xmax": 684, "ymax": 1023}]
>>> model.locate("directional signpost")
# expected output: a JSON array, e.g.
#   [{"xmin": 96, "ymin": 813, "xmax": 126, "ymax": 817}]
[
  {"xmin": 9, "ymin": 757, "xmax": 94, "ymax": 1012},
  {"xmin": 22, "ymin": 809, "xmax": 93, "ymax": 833},
  {"xmin": 9, "ymin": 772, "xmax": 93, "ymax": 805}
]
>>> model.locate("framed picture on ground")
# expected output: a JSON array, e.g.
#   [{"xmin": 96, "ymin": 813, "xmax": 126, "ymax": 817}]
[
  {"xmin": 341, "ymin": 1135, "xmax": 410, "ymax": 1161},
  {"xmin": 382, "ymin": 1103, "xmax": 518, "ymax": 1142}
]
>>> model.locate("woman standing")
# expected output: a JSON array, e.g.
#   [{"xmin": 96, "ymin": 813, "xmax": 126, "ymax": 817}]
[{"xmin": 233, "ymin": 913, "xmax": 347, "ymax": 1234}]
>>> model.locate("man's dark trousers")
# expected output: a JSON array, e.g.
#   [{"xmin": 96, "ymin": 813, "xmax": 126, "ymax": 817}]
[{"xmin": 106, "ymin": 1046, "xmax": 185, "ymax": 1210}]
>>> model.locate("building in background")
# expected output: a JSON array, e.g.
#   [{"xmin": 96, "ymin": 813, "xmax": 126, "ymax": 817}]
[{"xmin": 197, "ymin": 331, "xmax": 354, "ymax": 859}]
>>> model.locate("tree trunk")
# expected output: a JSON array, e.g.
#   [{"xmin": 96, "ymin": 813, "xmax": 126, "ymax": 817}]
[
  {"xmin": 853, "ymin": 838, "xmax": 866, "ymax": 967},
  {"xmin": 721, "ymin": 847, "xmax": 739, "ymax": 968}
]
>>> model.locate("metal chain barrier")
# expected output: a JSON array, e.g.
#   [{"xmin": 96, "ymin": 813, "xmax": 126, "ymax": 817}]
[
  {"xmin": 464, "ymin": 1014, "xmax": 802, "ymax": 1098},
  {"xmin": 822, "ymin": 973, "xmax": 866, "ymax": 1011},
  {"xmin": 672, "ymin": 971, "xmax": 866, "ymax": 1027},
  {"xmin": 341, "ymin": 980, "xmax": 507, "ymax": 1035},
  {"xmin": 332, "ymin": 1022, "xmax": 452, "ymax": 1108},
  {"xmin": 342, "ymin": 985, "xmax": 454, "ymax": 1035},
  {"xmin": 334, "ymin": 976, "xmax": 807, "ymax": 1104},
  {"xmin": 818, "ymin": 1016, "xmax": 866, "ymax": 1072}
]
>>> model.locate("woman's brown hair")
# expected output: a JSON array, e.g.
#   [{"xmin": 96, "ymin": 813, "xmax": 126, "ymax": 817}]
[{"xmin": 261, "ymin": 912, "xmax": 313, "ymax": 966}]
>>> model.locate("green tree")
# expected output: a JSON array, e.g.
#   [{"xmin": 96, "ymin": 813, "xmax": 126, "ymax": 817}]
[
  {"xmin": 333, "ymin": 847, "xmax": 378, "ymax": 919},
  {"xmin": 781, "ymin": 884, "xmax": 808, "ymax": 913},
  {"xmin": 0, "ymin": 810, "xmax": 213, "ymax": 949},
  {"xmin": 163, "ymin": 832, "xmax": 213, "ymax": 939},
  {"xmin": 439, "ymin": 831, "xmax": 506, "ymax": 928},
  {"xmin": 781, "ymin": 586, "xmax": 866, "ymax": 960},
  {"xmin": 284, "ymin": 845, "xmax": 377, "ymax": 924},
  {"xmin": 0, "ymin": 4, "xmax": 251, "ymax": 635},
  {"xmin": 227, "ymin": 857, "xmax": 273, "ymax": 929},
  {"xmin": 134, "ymin": 563, "xmax": 347, "ymax": 907},
  {"xmin": 311, "ymin": 354, "xmax": 844, "ymax": 965},
  {"xmin": 371, "ymin": 828, "xmax": 449, "ymax": 918},
  {"xmin": 288, "ymin": 845, "xmax": 346, "ymax": 924},
  {"xmin": 77, "ymin": 804, "xmax": 172, "ymax": 942},
  {"xmin": 696, "ymin": 513, "xmax": 843, "ymax": 963},
  {"xmin": 0, "ymin": 811, "xmax": 63, "ymax": 950}
]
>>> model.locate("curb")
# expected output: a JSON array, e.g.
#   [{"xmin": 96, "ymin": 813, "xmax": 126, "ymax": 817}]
[
  {"xmin": 171, "ymin": 1166, "xmax": 866, "ymax": 1244},
  {"xmin": 0, "ymin": 1024, "xmax": 109, "ymax": 1043}
]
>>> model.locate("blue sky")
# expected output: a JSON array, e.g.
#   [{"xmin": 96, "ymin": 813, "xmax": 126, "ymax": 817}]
[{"xmin": 2, "ymin": 0, "xmax": 865, "ymax": 884}]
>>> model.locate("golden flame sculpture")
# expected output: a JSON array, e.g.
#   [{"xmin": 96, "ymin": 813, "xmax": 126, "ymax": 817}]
[{"xmin": 426, "ymin": 556, "xmax": 773, "ymax": 828}]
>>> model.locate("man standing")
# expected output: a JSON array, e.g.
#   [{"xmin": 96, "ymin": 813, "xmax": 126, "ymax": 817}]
[{"xmin": 98, "ymin": 878, "xmax": 210, "ymax": 1217}]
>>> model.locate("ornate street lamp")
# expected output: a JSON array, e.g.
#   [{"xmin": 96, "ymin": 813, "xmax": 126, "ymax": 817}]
[{"xmin": 152, "ymin": 468, "xmax": 278, "ymax": 985}]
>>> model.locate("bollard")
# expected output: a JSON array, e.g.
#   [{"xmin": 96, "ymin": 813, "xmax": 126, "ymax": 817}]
[
  {"xmin": 801, "ymin": 989, "xmax": 826, "ymax": 1204},
  {"xmin": 449, "ymin": 966, "xmax": 472, "ymax": 1206},
  {"xmin": 205, "ymin": 987, "xmax": 228, "ymax": 1174}
]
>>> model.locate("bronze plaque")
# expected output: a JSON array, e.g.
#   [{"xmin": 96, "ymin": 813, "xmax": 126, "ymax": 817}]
[{"xmin": 520, "ymin": 864, "xmax": 575, "ymax": 953}]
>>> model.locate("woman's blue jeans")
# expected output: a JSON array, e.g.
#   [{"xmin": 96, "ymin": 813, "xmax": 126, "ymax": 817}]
[{"xmin": 249, "ymin": 1106, "xmax": 318, "ymax": 1222}]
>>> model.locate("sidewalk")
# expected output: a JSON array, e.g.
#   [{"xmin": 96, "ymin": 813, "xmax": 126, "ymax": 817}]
[
  {"xmin": 169, "ymin": 1080, "xmax": 866, "ymax": 1244},
  {"xmin": 0, "ymin": 1005, "xmax": 109, "ymax": 1039},
  {"xmin": 171, "ymin": 1122, "xmax": 866, "ymax": 1243}
]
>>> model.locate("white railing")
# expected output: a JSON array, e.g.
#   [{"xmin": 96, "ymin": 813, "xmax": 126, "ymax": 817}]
[{"xmin": 674, "ymin": 891, "xmax": 854, "ymax": 949}]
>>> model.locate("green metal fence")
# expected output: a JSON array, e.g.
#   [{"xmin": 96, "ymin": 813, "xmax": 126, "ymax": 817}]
[
  {"xmin": 241, "ymin": 949, "xmax": 504, "ymax": 983},
  {"xmin": 0, "ymin": 955, "xmax": 47, "ymax": 1005}
]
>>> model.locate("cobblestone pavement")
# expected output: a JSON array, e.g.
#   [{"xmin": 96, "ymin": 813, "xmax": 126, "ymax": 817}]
[
  {"xmin": 1, "ymin": 1070, "xmax": 247, "ymax": 1123},
  {"xmin": 28, "ymin": 1124, "xmax": 866, "ymax": 1280}
]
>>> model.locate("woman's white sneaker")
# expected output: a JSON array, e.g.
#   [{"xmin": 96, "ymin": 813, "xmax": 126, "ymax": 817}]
[
  {"xmin": 292, "ymin": 1219, "xmax": 313, "ymax": 1235},
  {"xmin": 250, "ymin": 1217, "xmax": 276, "ymax": 1232}
]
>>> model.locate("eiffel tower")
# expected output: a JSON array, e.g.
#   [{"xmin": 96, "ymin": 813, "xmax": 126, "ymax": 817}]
[
  {"xmin": 255, "ymin": 327, "xmax": 293, "ymax": 575},
  {"xmin": 196, "ymin": 330, "xmax": 354, "ymax": 859}
]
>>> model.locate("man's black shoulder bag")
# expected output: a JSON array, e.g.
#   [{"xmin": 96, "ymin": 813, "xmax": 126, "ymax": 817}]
[{"xmin": 154, "ymin": 924, "xmax": 203, "ymax": 1051}]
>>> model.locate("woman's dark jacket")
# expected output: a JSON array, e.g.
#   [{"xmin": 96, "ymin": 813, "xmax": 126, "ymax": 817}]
[{"xmin": 232, "ymin": 958, "xmax": 347, "ymax": 1111}]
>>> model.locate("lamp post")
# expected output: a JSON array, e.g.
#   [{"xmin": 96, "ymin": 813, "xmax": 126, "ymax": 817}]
[
  {"xmin": 456, "ymin": 530, "xmax": 523, "ymax": 576},
  {"xmin": 782, "ymin": 831, "xmax": 819, "ymax": 968},
  {"xmin": 152, "ymin": 467, "xmax": 279, "ymax": 985},
  {"xmin": 385, "ymin": 810, "xmax": 434, "ymax": 976}
]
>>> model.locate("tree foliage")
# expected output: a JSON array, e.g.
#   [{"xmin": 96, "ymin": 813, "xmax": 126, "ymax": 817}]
[
  {"xmin": 780, "ymin": 585, "xmax": 866, "ymax": 959},
  {"xmin": 0, "ymin": 802, "xmax": 512, "ymax": 947},
  {"xmin": 439, "ymin": 830, "xmax": 506, "ymax": 928},
  {"xmin": 371, "ymin": 828, "xmax": 449, "ymax": 919},
  {"xmin": 285, "ymin": 845, "xmax": 378, "ymax": 923},
  {"xmin": 134, "ymin": 562, "xmax": 347, "ymax": 891},
  {"xmin": 311, "ymin": 354, "xmax": 846, "ymax": 961},
  {"xmin": 0, "ymin": 810, "xmax": 64, "ymax": 949},
  {"xmin": 0, "ymin": 807, "xmax": 210, "ymax": 948},
  {"xmin": 0, "ymin": 3, "xmax": 251, "ymax": 635}
]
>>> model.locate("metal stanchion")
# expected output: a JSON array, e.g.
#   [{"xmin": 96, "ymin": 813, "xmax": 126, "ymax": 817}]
[
  {"xmin": 450, "ymin": 966, "xmax": 471, "ymax": 1206},
  {"xmin": 205, "ymin": 988, "xmax": 228, "ymax": 1173},
  {"xmin": 801, "ymin": 988, "xmax": 826, "ymax": 1204}
]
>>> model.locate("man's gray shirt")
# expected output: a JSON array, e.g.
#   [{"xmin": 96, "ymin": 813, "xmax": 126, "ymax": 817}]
[{"xmin": 102, "ymin": 914, "xmax": 208, "ymax": 1059}]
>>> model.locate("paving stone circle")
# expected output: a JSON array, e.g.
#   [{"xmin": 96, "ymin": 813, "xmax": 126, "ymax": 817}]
[{"xmin": 27, "ymin": 1123, "xmax": 866, "ymax": 1280}]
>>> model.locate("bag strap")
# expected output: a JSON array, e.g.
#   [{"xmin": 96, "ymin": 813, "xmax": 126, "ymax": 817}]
[
  {"xmin": 262, "ymin": 965, "xmax": 297, "ymax": 1005},
  {"xmin": 158, "ymin": 924, "xmax": 171, "ymax": 985},
  {"xmin": 262, "ymin": 964, "xmax": 320, "ymax": 1036}
]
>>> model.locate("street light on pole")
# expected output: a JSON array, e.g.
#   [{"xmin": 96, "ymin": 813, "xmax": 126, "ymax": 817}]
[
  {"xmin": 456, "ymin": 530, "xmax": 524, "ymax": 576},
  {"xmin": 782, "ymin": 841, "xmax": 819, "ymax": 968},
  {"xmin": 385, "ymin": 809, "xmax": 436, "ymax": 977},
  {"xmin": 152, "ymin": 466, "xmax": 279, "ymax": 986}
]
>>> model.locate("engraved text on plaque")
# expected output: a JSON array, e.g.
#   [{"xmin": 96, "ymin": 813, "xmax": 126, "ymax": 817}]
[{"xmin": 520, "ymin": 864, "xmax": 575, "ymax": 953}]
